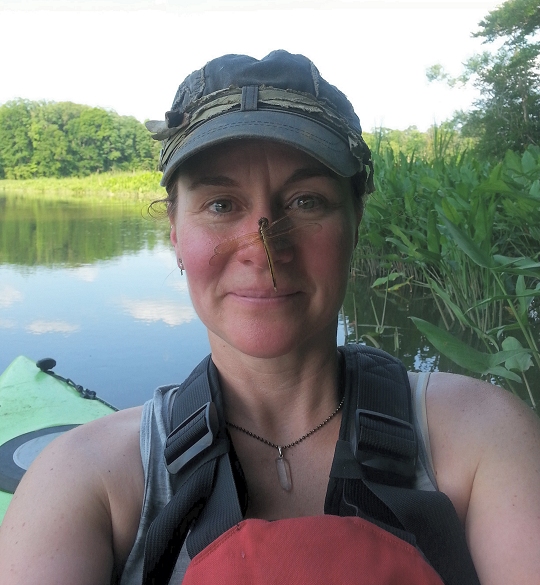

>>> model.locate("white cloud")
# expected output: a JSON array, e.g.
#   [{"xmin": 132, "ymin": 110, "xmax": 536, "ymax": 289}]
[
  {"xmin": 69, "ymin": 265, "xmax": 99, "ymax": 282},
  {"xmin": 168, "ymin": 279, "xmax": 189, "ymax": 293},
  {"xmin": 26, "ymin": 320, "xmax": 80, "ymax": 335},
  {"xmin": 0, "ymin": 318, "xmax": 17, "ymax": 329},
  {"xmin": 121, "ymin": 299, "xmax": 197, "ymax": 326},
  {"xmin": 0, "ymin": 284, "xmax": 23, "ymax": 309}
]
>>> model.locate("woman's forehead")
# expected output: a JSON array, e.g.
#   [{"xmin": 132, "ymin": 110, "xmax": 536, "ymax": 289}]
[{"xmin": 179, "ymin": 139, "xmax": 337, "ymax": 180}]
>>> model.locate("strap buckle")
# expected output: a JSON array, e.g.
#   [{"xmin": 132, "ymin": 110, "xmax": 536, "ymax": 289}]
[
  {"xmin": 354, "ymin": 409, "xmax": 417, "ymax": 482},
  {"xmin": 165, "ymin": 401, "xmax": 219, "ymax": 474}
]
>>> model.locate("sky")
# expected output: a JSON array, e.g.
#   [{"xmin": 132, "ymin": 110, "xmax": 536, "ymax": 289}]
[{"xmin": 0, "ymin": 0, "xmax": 504, "ymax": 131}]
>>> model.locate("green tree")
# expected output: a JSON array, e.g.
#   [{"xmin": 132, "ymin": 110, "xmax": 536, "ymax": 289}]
[
  {"xmin": 462, "ymin": 44, "xmax": 540, "ymax": 157},
  {"xmin": 365, "ymin": 126, "xmax": 430, "ymax": 159},
  {"xmin": 427, "ymin": 0, "xmax": 540, "ymax": 159},
  {"xmin": 0, "ymin": 100, "xmax": 35, "ymax": 179},
  {"xmin": 364, "ymin": 123, "xmax": 474, "ymax": 162},
  {"xmin": 117, "ymin": 114, "xmax": 159, "ymax": 171},
  {"xmin": 65, "ymin": 107, "xmax": 121, "ymax": 174},
  {"xmin": 0, "ymin": 100, "xmax": 159, "ymax": 179},
  {"xmin": 474, "ymin": 0, "xmax": 540, "ymax": 42},
  {"xmin": 28, "ymin": 102, "xmax": 87, "ymax": 177}
]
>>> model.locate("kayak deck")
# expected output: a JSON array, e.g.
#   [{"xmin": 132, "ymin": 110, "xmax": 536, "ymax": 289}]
[{"xmin": 0, "ymin": 356, "xmax": 116, "ymax": 523}]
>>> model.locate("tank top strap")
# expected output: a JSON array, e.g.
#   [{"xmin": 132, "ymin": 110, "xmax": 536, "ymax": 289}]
[{"xmin": 408, "ymin": 371, "xmax": 438, "ymax": 490}]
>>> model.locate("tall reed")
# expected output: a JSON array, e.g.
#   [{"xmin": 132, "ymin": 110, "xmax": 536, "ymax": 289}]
[{"xmin": 355, "ymin": 140, "xmax": 540, "ymax": 405}]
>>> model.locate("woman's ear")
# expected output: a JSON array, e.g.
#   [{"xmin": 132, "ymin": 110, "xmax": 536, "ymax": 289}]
[
  {"xmin": 170, "ymin": 222, "xmax": 178, "ymax": 247},
  {"xmin": 170, "ymin": 220, "xmax": 183, "ymax": 260}
]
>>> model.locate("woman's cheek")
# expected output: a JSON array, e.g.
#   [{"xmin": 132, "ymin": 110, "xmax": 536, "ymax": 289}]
[
  {"xmin": 312, "ymin": 222, "xmax": 354, "ymax": 275},
  {"xmin": 182, "ymin": 236, "xmax": 218, "ymax": 278}
]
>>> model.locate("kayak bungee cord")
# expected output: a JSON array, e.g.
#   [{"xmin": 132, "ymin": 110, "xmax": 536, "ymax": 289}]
[{"xmin": 36, "ymin": 358, "xmax": 118, "ymax": 412}]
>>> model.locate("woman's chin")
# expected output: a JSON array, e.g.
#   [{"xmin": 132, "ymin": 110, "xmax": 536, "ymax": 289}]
[{"xmin": 208, "ymin": 320, "xmax": 336, "ymax": 361}]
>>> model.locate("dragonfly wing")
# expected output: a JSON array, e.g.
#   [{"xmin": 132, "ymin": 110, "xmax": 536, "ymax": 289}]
[
  {"xmin": 209, "ymin": 231, "xmax": 262, "ymax": 265},
  {"xmin": 209, "ymin": 218, "xmax": 322, "ymax": 264},
  {"xmin": 266, "ymin": 222, "xmax": 322, "ymax": 251}
]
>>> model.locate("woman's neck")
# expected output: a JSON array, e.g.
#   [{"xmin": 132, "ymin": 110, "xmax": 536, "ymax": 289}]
[{"xmin": 210, "ymin": 335, "xmax": 342, "ymax": 447}]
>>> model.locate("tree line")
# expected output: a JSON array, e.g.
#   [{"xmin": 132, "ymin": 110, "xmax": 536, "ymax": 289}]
[
  {"xmin": 0, "ymin": 100, "xmax": 160, "ymax": 179},
  {"xmin": 428, "ymin": 0, "xmax": 540, "ymax": 159}
]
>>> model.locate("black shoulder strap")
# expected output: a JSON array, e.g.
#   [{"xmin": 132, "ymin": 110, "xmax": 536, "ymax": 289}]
[
  {"xmin": 143, "ymin": 346, "xmax": 480, "ymax": 585},
  {"xmin": 141, "ymin": 356, "xmax": 247, "ymax": 585},
  {"xmin": 326, "ymin": 344, "xmax": 480, "ymax": 585},
  {"xmin": 334, "ymin": 344, "xmax": 418, "ymax": 485}
]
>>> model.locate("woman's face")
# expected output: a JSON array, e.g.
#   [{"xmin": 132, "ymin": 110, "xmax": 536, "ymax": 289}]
[{"xmin": 170, "ymin": 140, "xmax": 362, "ymax": 359}]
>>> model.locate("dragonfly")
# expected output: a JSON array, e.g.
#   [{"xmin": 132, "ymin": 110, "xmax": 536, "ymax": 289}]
[{"xmin": 210, "ymin": 211, "xmax": 322, "ymax": 291}]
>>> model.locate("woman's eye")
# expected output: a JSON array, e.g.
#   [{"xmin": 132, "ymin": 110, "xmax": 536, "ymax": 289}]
[
  {"xmin": 289, "ymin": 196, "xmax": 320, "ymax": 211},
  {"xmin": 209, "ymin": 200, "xmax": 233, "ymax": 214}
]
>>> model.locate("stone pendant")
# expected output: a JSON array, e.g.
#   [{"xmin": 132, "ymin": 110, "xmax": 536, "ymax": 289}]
[{"xmin": 275, "ymin": 452, "xmax": 292, "ymax": 491}]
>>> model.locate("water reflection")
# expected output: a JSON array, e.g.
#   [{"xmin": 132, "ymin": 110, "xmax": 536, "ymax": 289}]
[
  {"xmin": 343, "ymin": 274, "xmax": 539, "ymax": 407},
  {"xmin": 26, "ymin": 320, "xmax": 80, "ymax": 335},
  {"xmin": 0, "ymin": 284, "xmax": 23, "ymax": 308},
  {"xmin": 0, "ymin": 196, "xmax": 210, "ymax": 409},
  {"xmin": 1, "ymin": 196, "xmax": 537, "ymax": 409},
  {"xmin": 342, "ymin": 276, "xmax": 453, "ymax": 374},
  {"xmin": 0, "ymin": 196, "xmax": 167, "ymax": 267}
]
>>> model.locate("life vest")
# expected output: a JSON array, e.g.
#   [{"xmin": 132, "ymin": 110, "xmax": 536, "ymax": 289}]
[
  {"xmin": 142, "ymin": 345, "xmax": 480, "ymax": 585},
  {"xmin": 181, "ymin": 516, "xmax": 444, "ymax": 585}
]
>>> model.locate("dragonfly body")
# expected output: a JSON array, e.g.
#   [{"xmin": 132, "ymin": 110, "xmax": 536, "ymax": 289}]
[
  {"xmin": 257, "ymin": 217, "xmax": 277, "ymax": 291},
  {"xmin": 210, "ymin": 211, "xmax": 322, "ymax": 291}
]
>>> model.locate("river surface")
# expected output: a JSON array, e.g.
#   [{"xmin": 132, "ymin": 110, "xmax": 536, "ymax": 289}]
[{"xmin": 0, "ymin": 195, "xmax": 537, "ymax": 409}]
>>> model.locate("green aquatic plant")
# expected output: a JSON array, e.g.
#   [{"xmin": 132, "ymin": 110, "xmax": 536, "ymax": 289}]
[
  {"xmin": 356, "ymin": 145, "xmax": 540, "ymax": 404},
  {"xmin": 0, "ymin": 171, "xmax": 164, "ymax": 201}
]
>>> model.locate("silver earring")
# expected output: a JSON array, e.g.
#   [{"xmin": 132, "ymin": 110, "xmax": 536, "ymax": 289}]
[{"xmin": 177, "ymin": 258, "xmax": 184, "ymax": 275}]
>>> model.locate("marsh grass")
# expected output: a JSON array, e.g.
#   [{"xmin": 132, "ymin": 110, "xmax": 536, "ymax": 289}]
[
  {"xmin": 356, "ymin": 142, "xmax": 540, "ymax": 404},
  {"xmin": 0, "ymin": 171, "xmax": 164, "ymax": 202}
]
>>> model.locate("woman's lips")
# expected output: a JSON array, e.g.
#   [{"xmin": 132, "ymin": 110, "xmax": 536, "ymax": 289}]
[{"xmin": 228, "ymin": 287, "xmax": 300, "ymax": 300}]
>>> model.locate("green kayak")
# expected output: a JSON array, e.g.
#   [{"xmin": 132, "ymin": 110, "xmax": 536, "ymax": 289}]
[{"xmin": 0, "ymin": 356, "xmax": 116, "ymax": 524}]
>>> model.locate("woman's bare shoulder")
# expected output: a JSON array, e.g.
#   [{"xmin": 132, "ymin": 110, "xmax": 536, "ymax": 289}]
[
  {"xmin": 425, "ymin": 372, "xmax": 540, "ymax": 585},
  {"xmin": 425, "ymin": 372, "xmax": 537, "ymax": 462},
  {"xmin": 0, "ymin": 406, "xmax": 145, "ymax": 585},
  {"xmin": 425, "ymin": 372, "xmax": 537, "ymax": 506},
  {"xmin": 65, "ymin": 405, "xmax": 144, "ymax": 467}
]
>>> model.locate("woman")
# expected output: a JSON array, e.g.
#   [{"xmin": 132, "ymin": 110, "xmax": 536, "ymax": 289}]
[{"xmin": 0, "ymin": 50, "xmax": 539, "ymax": 585}]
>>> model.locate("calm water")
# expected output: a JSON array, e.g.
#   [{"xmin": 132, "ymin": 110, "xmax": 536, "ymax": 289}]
[
  {"xmin": 1, "ymin": 196, "xmax": 537, "ymax": 409},
  {"xmin": 0, "ymin": 196, "xmax": 211, "ymax": 409}
]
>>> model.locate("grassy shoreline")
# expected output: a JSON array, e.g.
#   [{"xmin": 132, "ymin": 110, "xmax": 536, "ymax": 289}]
[{"xmin": 0, "ymin": 171, "xmax": 165, "ymax": 202}]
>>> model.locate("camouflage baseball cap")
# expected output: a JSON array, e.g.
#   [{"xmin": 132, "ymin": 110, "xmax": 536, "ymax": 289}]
[{"xmin": 146, "ymin": 50, "xmax": 373, "ymax": 192}]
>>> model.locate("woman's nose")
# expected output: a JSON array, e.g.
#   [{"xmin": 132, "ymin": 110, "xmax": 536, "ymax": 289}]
[{"xmin": 234, "ymin": 215, "xmax": 294, "ymax": 270}]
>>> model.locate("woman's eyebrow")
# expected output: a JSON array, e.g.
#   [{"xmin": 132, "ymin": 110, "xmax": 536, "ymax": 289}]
[
  {"xmin": 283, "ymin": 166, "xmax": 340, "ymax": 186},
  {"xmin": 188, "ymin": 175, "xmax": 239, "ymax": 190},
  {"xmin": 188, "ymin": 166, "xmax": 338, "ymax": 191}
]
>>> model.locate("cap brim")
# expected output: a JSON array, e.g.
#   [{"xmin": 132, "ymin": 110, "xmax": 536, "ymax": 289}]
[{"xmin": 160, "ymin": 110, "xmax": 358, "ymax": 186}]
